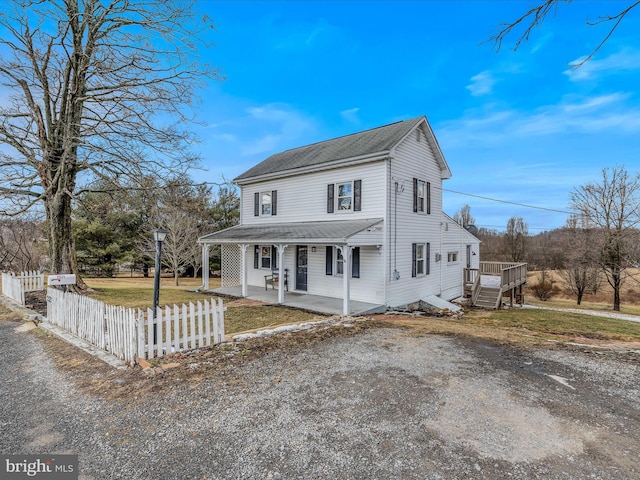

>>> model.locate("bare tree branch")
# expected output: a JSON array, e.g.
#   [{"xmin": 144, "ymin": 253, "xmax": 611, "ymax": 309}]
[{"xmin": 489, "ymin": 0, "xmax": 640, "ymax": 66}]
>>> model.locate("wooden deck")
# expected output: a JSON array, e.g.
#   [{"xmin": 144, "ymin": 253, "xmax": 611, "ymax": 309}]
[{"xmin": 464, "ymin": 262, "xmax": 528, "ymax": 309}]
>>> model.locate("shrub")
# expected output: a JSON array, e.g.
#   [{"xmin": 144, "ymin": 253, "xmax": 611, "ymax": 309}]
[{"xmin": 531, "ymin": 280, "xmax": 560, "ymax": 301}]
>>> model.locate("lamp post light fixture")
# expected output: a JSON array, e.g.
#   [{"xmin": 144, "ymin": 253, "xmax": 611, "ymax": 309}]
[{"xmin": 152, "ymin": 227, "xmax": 168, "ymax": 343}]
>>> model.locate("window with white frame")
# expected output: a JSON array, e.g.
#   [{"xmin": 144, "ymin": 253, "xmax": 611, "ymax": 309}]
[
  {"xmin": 327, "ymin": 180, "xmax": 361, "ymax": 213},
  {"xmin": 254, "ymin": 190, "xmax": 277, "ymax": 216},
  {"xmin": 447, "ymin": 251, "xmax": 458, "ymax": 263},
  {"xmin": 413, "ymin": 178, "xmax": 431, "ymax": 214},
  {"xmin": 260, "ymin": 192, "xmax": 272, "ymax": 215},
  {"xmin": 335, "ymin": 248, "xmax": 345, "ymax": 275},
  {"xmin": 416, "ymin": 244, "xmax": 425, "ymax": 275},
  {"xmin": 416, "ymin": 180, "xmax": 426, "ymax": 213},
  {"xmin": 261, "ymin": 246, "xmax": 273, "ymax": 269},
  {"xmin": 412, "ymin": 242, "xmax": 430, "ymax": 277},
  {"xmin": 337, "ymin": 182, "xmax": 353, "ymax": 211},
  {"xmin": 325, "ymin": 246, "xmax": 360, "ymax": 278}
]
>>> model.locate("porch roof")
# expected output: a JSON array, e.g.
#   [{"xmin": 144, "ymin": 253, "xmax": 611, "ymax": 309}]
[{"xmin": 198, "ymin": 218, "xmax": 383, "ymax": 245}]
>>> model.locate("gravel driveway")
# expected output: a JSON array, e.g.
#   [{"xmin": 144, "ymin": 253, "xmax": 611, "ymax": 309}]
[{"xmin": 1, "ymin": 316, "xmax": 639, "ymax": 480}]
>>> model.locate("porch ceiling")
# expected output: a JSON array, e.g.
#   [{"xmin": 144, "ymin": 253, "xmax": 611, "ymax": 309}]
[{"xmin": 198, "ymin": 218, "xmax": 383, "ymax": 245}]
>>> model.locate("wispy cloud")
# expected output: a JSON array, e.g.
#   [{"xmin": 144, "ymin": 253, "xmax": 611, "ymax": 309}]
[
  {"xmin": 340, "ymin": 107, "xmax": 360, "ymax": 124},
  {"xmin": 466, "ymin": 70, "xmax": 495, "ymax": 96},
  {"xmin": 564, "ymin": 49, "xmax": 640, "ymax": 81},
  {"xmin": 438, "ymin": 92, "xmax": 640, "ymax": 147},
  {"xmin": 241, "ymin": 103, "xmax": 315, "ymax": 156}
]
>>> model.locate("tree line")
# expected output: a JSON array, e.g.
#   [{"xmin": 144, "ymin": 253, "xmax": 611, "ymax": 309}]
[{"xmin": 1, "ymin": 175, "xmax": 239, "ymax": 286}]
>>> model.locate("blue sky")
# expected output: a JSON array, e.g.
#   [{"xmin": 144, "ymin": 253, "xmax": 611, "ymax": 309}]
[{"xmin": 194, "ymin": 0, "xmax": 640, "ymax": 232}]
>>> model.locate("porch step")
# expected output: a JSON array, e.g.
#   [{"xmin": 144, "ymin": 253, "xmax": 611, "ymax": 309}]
[{"xmin": 474, "ymin": 286, "xmax": 501, "ymax": 309}]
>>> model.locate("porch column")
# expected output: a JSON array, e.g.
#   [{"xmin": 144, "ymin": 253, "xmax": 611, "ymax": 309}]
[
  {"xmin": 276, "ymin": 244, "xmax": 288, "ymax": 304},
  {"xmin": 201, "ymin": 243, "xmax": 210, "ymax": 291},
  {"xmin": 239, "ymin": 244, "xmax": 249, "ymax": 297},
  {"xmin": 338, "ymin": 245, "xmax": 353, "ymax": 316}
]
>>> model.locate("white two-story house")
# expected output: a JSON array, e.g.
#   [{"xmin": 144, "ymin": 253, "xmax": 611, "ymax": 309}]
[{"xmin": 198, "ymin": 116, "xmax": 480, "ymax": 315}]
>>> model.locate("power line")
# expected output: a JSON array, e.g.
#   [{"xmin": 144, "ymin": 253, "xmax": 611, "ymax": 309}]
[{"xmin": 443, "ymin": 188, "xmax": 576, "ymax": 215}]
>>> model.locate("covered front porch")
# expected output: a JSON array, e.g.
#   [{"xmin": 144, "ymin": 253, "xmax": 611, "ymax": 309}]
[
  {"xmin": 210, "ymin": 285, "xmax": 386, "ymax": 316},
  {"xmin": 198, "ymin": 218, "xmax": 385, "ymax": 316}
]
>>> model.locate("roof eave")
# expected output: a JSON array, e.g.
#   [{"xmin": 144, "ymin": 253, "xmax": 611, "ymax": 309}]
[{"xmin": 233, "ymin": 151, "xmax": 390, "ymax": 185}]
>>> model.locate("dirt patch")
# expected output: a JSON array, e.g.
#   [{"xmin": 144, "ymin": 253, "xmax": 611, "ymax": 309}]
[
  {"xmin": 25, "ymin": 290, "xmax": 47, "ymax": 315},
  {"xmin": 225, "ymin": 298, "xmax": 269, "ymax": 307},
  {"xmin": 35, "ymin": 316, "xmax": 387, "ymax": 400}
]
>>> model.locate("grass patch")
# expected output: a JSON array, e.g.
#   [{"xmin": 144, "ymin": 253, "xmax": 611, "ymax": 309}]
[
  {"xmin": 225, "ymin": 305, "xmax": 323, "ymax": 334},
  {"xmin": 465, "ymin": 308, "xmax": 640, "ymax": 342},
  {"xmin": 525, "ymin": 296, "xmax": 640, "ymax": 316},
  {"xmin": 83, "ymin": 276, "xmax": 324, "ymax": 335},
  {"xmin": 84, "ymin": 277, "xmax": 219, "ymax": 309},
  {"xmin": 379, "ymin": 307, "xmax": 640, "ymax": 347}
]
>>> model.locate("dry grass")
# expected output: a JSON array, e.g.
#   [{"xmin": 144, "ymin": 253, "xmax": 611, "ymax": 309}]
[
  {"xmin": 375, "ymin": 306, "xmax": 640, "ymax": 349},
  {"xmin": 524, "ymin": 269, "xmax": 640, "ymax": 315},
  {"xmin": 82, "ymin": 276, "xmax": 322, "ymax": 335},
  {"xmin": 84, "ymin": 276, "xmax": 221, "ymax": 309}
]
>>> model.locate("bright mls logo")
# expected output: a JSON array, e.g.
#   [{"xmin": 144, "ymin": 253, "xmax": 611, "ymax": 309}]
[{"xmin": 1, "ymin": 455, "xmax": 78, "ymax": 479}]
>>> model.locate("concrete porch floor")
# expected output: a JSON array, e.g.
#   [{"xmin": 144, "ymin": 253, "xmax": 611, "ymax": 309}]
[{"xmin": 209, "ymin": 285, "xmax": 386, "ymax": 316}]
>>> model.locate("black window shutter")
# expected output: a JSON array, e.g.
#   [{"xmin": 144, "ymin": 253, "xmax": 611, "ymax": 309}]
[
  {"xmin": 427, "ymin": 182, "xmax": 431, "ymax": 214},
  {"xmin": 426, "ymin": 243, "xmax": 431, "ymax": 275},
  {"xmin": 412, "ymin": 178, "xmax": 418, "ymax": 212},
  {"xmin": 411, "ymin": 243, "xmax": 417, "ymax": 277},
  {"xmin": 354, "ymin": 180, "xmax": 362, "ymax": 211},
  {"xmin": 271, "ymin": 190, "xmax": 277, "ymax": 216},
  {"xmin": 271, "ymin": 245, "xmax": 277, "ymax": 269},
  {"xmin": 325, "ymin": 246, "xmax": 333, "ymax": 275},
  {"xmin": 254, "ymin": 192, "xmax": 260, "ymax": 216},
  {"xmin": 327, "ymin": 184, "xmax": 335, "ymax": 213},
  {"xmin": 254, "ymin": 245, "xmax": 259, "ymax": 269},
  {"xmin": 352, "ymin": 247, "xmax": 360, "ymax": 278}
]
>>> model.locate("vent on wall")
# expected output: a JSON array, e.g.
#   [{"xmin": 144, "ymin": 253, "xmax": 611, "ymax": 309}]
[{"xmin": 435, "ymin": 253, "xmax": 441, "ymax": 262}]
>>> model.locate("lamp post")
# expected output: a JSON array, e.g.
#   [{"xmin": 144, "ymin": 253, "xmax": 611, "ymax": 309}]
[{"xmin": 152, "ymin": 227, "xmax": 168, "ymax": 343}]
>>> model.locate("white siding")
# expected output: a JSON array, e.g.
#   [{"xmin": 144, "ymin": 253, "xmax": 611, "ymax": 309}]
[
  {"xmin": 440, "ymin": 215, "xmax": 481, "ymax": 300},
  {"xmin": 384, "ymin": 128, "xmax": 445, "ymax": 306},
  {"xmin": 243, "ymin": 244, "xmax": 384, "ymax": 304},
  {"xmin": 240, "ymin": 161, "xmax": 387, "ymax": 224}
]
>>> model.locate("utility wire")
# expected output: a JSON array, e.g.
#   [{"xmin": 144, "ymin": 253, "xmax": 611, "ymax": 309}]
[{"xmin": 443, "ymin": 188, "xmax": 576, "ymax": 215}]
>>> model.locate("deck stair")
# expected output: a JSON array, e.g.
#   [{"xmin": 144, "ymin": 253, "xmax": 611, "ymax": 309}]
[
  {"xmin": 474, "ymin": 286, "xmax": 502, "ymax": 309},
  {"xmin": 465, "ymin": 262, "xmax": 528, "ymax": 309}
]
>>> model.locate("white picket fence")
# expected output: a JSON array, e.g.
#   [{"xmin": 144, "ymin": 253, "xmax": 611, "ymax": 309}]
[
  {"xmin": 46, "ymin": 288, "xmax": 225, "ymax": 365},
  {"xmin": 138, "ymin": 298, "xmax": 226, "ymax": 360},
  {"xmin": 2, "ymin": 271, "xmax": 45, "ymax": 305}
]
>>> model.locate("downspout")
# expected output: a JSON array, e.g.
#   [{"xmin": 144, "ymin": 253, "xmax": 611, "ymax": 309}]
[{"xmin": 439, "ymin": 217, "xmax": 443, "ymax": 296}]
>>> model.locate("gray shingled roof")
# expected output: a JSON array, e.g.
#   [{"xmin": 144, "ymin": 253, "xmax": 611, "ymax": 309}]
[
  {"xmin": 198, "ymin": 219, "xmax": 383, "ymax": 244},
  {"xmin": 234, "ymin": 117, "xmax": 425, "ymax": 183}
]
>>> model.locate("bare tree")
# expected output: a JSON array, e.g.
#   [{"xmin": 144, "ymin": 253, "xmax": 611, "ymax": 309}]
[
  {"xmin": 489, "ymin": 1, "xmax": 640, "ymax": 66},
  {"xmin": 504, "ymin": 216, "xmax": 528, "ymax": 263},
  {"xmin": 558, "ymin": 216, "xmax": 601, "ymax": 305},
  {"xmin": 0, "ymin": 213, "xmax": 46, "ymax": 272},
  {"xmin": 0, "ymin": 0, "xmax": 220, "ymax": 280},
  {"xmin": 570, "ymin": 166, "xmax": 640, "ymax": 311},
  {"xmin": 453, "ymin": 204, "xmax": 476, "ymax": 230}
]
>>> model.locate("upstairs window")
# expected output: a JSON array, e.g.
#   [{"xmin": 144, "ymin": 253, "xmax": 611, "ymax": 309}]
[
  {"xmin": 261, "ymin": 192, "xmax": 272, "ymax": 215},
  {"xmin": 254, "ymin": 190, "xmax": 277, "ymax": 216},
  {"xmin": 413, "ymin": 178, "xmax": 431, "ymax": 214},
  {"xmin": 327, "ymin": 180, "xmax": 361, "ymax": 213},
  {"xmin": 337, "ymin": 182, "xmax": 353, "ymax": 211}
]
